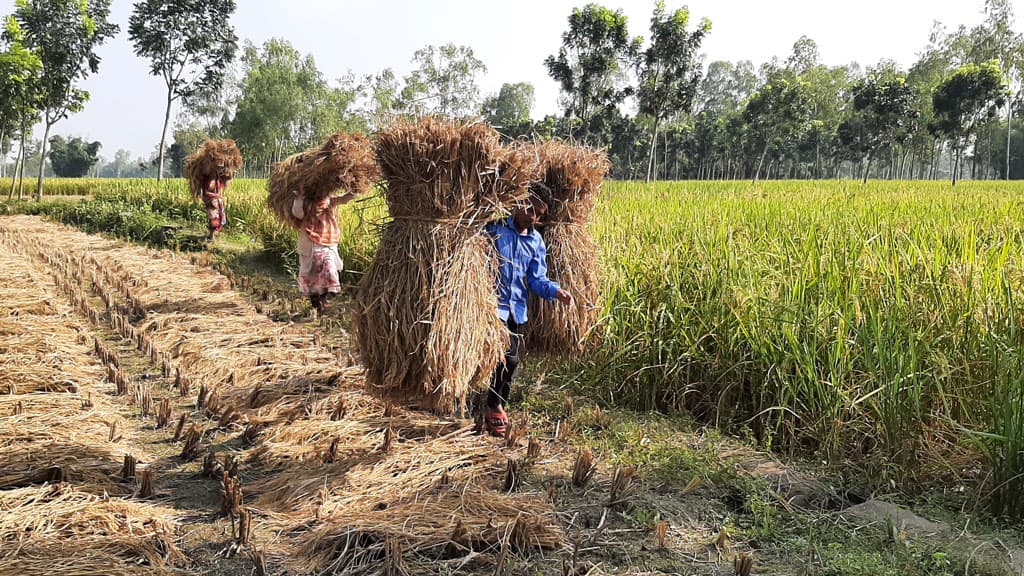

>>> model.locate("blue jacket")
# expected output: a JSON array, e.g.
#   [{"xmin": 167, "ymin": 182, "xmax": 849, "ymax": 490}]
[{"xmin": 485, "ymin": 217, "xmax": 560, "ymax": 324}]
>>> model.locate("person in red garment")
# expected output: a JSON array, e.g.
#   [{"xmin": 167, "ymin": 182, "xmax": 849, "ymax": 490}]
[
  {"xmin": 202, "ymin": 172, "xmax": 231, "ymax": 241},
  {"xmin": 290, "ymin": 189, "xmax": 357, "ymax": 314}
]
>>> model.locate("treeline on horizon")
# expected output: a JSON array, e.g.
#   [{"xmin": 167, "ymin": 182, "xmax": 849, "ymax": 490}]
[{"xmin": 0, "ymin": 0, "xmax": 1022, "ymax": 189}]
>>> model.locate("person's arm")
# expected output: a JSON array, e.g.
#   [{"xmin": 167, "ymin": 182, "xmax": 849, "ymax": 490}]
[
  {"xmin": 526, "ymin": 241, "xmax": 560, "ymax": 301},
  {"xmin": 526, "ymin": 240, "xmax": 573, "ymax": 305},
  {"xmin": 330, "ymin": 191, "xmax": 356, "ymax": 207},
  {"xmin": 291, "ymin": 191, "xmax": 305, "ymax": 219}
]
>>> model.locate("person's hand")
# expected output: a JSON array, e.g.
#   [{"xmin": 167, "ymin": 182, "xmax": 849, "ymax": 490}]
[{"xmin": 556, "ymin": 288, "xmax": 573, "ymax": 305}]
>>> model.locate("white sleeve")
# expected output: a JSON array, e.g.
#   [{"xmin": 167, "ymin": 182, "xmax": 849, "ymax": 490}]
[{"xmin": 291, "ymin": 195, "xmax": 304, "ymax": 219}]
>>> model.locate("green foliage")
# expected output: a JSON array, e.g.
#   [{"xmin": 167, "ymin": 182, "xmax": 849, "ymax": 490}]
[
  {"xmin": 545, "ymin": 3, "xmax": 641, "ymax": 141},
  {"xmin": 128, "ymin": 0, "xmax": 238, "ymax": 180},
  {"xmin": 47, "ymin": 135, "xmax": 101, "ymax": 177},
  {"xmin": 481, "ymin": 82, "xmax": 535, "ymax": 132},
  {"xmin": 128, "ymin": 0, "xmax": 238, "ymax": 105},
  {"xmin": 401, "ymin": 44, "xmax": 487, "ymax": 118},
  {"xmin": 636, "ymin": 1, "xmax": 710, "ymax": 180},
  {"xmin": 11, "ymin": 0, "xmax": 118, "ymax": 196},
  {"xmin": 700, "ymin": 60, "xmax": 759, "ymax": 116},
  {"xmin": 742, "ymin": 70, "xmax": 813, "ymax": 179},
  {"xmin": 636, "ymin": 2, "xmax": 709, "ymax": 125},
  {"xmin": 229, "ymin": 39, "xmax": 366, "ymax": 175},
  {"xmin": 0, "ymin": 16, "xmax": 41, "ymax": 138},
  {"xmin": 838, "ymin": 70, "xmax": 919, "ymax": 182},
  {"xmin": 930, "ymin": 60, "xmax": 1008, "ymax": 183}
]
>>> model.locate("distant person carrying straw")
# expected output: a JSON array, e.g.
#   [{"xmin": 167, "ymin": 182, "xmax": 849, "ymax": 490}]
[
  {"xmin": 202, "ymin": 173, "xmax": 231, "ymax": 241},
  {"xmin": 184, "ymin": 139, "xmax": 243, "ymax": 242},
  {"xmin": 483, "ymin": 182, "xmax": 573, "ymax": 437}
]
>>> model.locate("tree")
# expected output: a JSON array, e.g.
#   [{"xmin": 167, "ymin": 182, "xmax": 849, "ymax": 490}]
[
  {"xmin": 359, "ymin": 68, "xmax": 400, "ymax": 130},
  {"xmin": 129, "ymin": 0, "xmax": 238, "ymax": 181},
  {"xmin": 907, "ymin": 43, "xmax": 952, "ymax": 179},
  {"xmin": 47, "ymin": 135, "xmax": 101, "ymax": 177},
  {"xmin": 401, "ymin": 44, "xmax": 487, "ymax": 118},
  {"xmin": 700, "ymin": 60, "xmax": 759, "ymax": 116},
  {"xmin": 786, "ymin": 35, "xmax": 821, "ymax": 75},
  {"xmin": 930, "ymin": 61, "xmax": 1008, "ymax": 185},
  {"xmin": 636, "ymin": 1, "xmax": 710, "ymax": 181},
  {"xmin": 109, "ymin": 148, "xmax": 132, "ymax": 178},
  {"xmin": 227, "ymin": 39, "xmax": 365, "ymax": 175},
  {"xmin": 12, "ymin": 0, "xmax": 118, "ymax": 198},
  {"xmin": 837, "ymin": 69, "xmax": 918, "ymax": 183},
  {"xmin": 743, "ymin": 70, "xmax": 813, "ymax": 181},
  {"xmin": 545, "ymin": 4, "xmax": 641, "ymax": 142},
  {"xmin": 481, "ymin": 82, "xmax": 535, "ymax": 134},
  {"xmin": 973, "ymin": 0, "xmax": 1024, "ymax": 179},
  {"xmin": 0, "ymin": 16, "xmax": 41, "ymax": 199}
]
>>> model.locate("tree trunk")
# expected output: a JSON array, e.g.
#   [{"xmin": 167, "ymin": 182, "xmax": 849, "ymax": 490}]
[
  {"xmin": 645, "ymin": 119, "xmax": 660, "ymax": 183},
  {"xmin": 17, "ymin": 130, "xmax": 26, "ymax": 200},
  {"xmin": 36, "ymin": 120, "xmax": 52, "ymax": 200},
  {"xmin": 754, "ymin": 141, "xmax": 770, "ymax": 183},
  {"xmin": 952, "ymin": 145, "xmax": 961, "ymax": 186},
  {"xmin": 814, "ymin": 141, "xmax": 821, "ymax": 179},
  {"xmin": 662, "ymin": 129, "xmax": 669, "ymax": 181},
  {"xmin": 862, "ymin": 154, "xmax": 872, "ymax": 185},
  {"xmin": 7, "ymin": 136, "xmax": 21, "ymax": 200},
  {"xmin": 1007, "ymin": 101, "xmax": 1013, "ymax": 180},
  {"xmin": 157, "ymin": 90, "xmax": 174, "ymax": 181}
]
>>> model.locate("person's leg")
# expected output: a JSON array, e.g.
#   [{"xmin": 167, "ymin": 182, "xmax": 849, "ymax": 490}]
[
  {"xmin": 484, "ymin": 319, "xmax": 523, "ymax": 436},
  {"xmin": 497, "ymin": 318, "xmax": 523, "ymax": 406},
  {"xmin": 310, "ymin": 293, "xmax": 324, "ymax": 313}
]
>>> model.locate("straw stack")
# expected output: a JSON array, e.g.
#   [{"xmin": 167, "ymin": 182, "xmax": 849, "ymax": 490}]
[
  {"xmin": 526, "ymin": 140, "xmax": 610, "ymax": 353},
  {"xmin": 266, "ymin": 132, "xmax": 380, "ymax": 229},
  {"xmin": 184, "ymin": 139, "xmax": 243, "ymax": 199},
  {"xmin": 354, "ymin": 117, "xmax": 534, "ymax": 414}
]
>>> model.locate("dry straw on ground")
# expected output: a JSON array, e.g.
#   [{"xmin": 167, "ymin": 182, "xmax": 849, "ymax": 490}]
[
  {"xmin": 355, "ymin": 117, "xmax": 536, "ymax": 413},
  {"xmin": 525, "ymin": 140, "xmax": 610, "ymax": 353},
  {"xmin": 0, "ymin": 486, "xmax": 186, "ymax": 574},
  {"xmin": 184, "ymin": 139, "xmax": 243, "ymax": 199},
  {"xmin": 0, "ymin": 215, "xmax": 567, "ymax": 574},
  {"xmin": 266, "ymin": 131, "xmax": 380, "ymax": 228}
]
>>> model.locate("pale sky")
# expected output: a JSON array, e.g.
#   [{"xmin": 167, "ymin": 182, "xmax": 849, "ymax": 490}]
[{"xmin": 6, "ymin": 0, "xmax": 1014, "ymax": 159}]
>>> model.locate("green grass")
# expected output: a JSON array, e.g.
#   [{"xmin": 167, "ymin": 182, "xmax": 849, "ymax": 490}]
[{"xmin": 6, "ymin": 177, "xmax": 1024, "ymax": 520}]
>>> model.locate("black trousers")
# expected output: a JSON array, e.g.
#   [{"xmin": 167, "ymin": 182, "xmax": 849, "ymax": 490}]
[{"xmin": 487, "ymin": 317, "xmax": 524, "ymax": 409}]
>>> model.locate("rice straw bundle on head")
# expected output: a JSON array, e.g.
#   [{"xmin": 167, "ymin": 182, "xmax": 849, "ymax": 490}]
[
  {"xmin": 354, "ymin": 117, "xmax": 533, "ymax": 414},
  {"xmin": 525, "ymin": 140, "xmax": 610, "ymax": 353},
  {"xmin": 266, "ymin": 131, "xmax": 380, "ymax": 229},
  {"xmin": 184, "ymin": 139, "xmax": 243, "ymax": 199}
]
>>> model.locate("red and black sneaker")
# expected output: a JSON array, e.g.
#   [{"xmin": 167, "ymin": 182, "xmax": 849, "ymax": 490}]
[{"xmin": 484, "ymin": 405, "xmax": 508, "ymax": 438}]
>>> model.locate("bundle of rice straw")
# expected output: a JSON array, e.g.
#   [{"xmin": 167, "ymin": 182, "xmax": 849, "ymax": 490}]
[
  {"xmin": 184, "ymin": 139, "xmax": 243, "ymax": 199},
  {"xmin": 266, "ymin": 131, "xmax": 380, "ymax": 229},
  {"xmin": 355, "ymin": 117, "xmax": 534, "ymax": 414},
  {"xmin": 525, "ymin": 140, "xmax": 610, "ymax": 353}
]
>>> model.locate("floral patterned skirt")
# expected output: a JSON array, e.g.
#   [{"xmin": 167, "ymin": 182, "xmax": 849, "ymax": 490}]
[
  {"xmin": 204, "ymin": 197, "xmax": 226, "ymax": 232},
  {"xmin": 298, "ymin": 243, "xmax": 343, "ymax": 296}
]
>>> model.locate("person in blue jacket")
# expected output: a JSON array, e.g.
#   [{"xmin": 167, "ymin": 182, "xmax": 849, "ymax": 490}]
[{"xmin": 482, "ymin": 182, "xmax": 573, "ymax": 437}]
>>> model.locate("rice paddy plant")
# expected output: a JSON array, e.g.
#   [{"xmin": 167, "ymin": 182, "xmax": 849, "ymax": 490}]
[{"xmin": 582, "ymin": 179, "xmax": 1024, "ymax": 515}]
